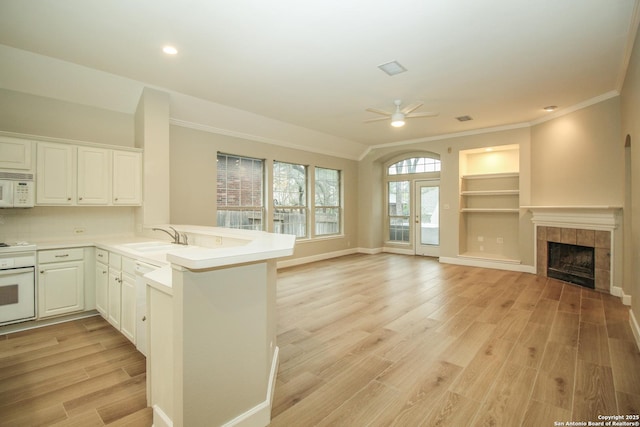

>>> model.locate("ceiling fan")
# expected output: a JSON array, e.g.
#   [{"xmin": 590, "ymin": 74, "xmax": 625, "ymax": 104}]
[{"xmin": 364, "ymin": 99, "xmax": 438, "ymax": 127}]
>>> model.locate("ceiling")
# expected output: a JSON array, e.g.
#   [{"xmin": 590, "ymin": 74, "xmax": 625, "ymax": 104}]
[{"xmin": 0, "ymin": 0, "xmax": 638, "ymax": 155}]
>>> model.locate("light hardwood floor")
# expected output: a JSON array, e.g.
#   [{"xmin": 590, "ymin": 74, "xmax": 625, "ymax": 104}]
[
  {"xmin": 1, "ymin": 253, "xmax": 639, "ymax": 426},
  {"xmin": 0, "ymin": 316, "xmax": 152, "ymax": 426},
  {"xmin": 270, "ymin": 254, "xmax": 640, "ymax": 426}
]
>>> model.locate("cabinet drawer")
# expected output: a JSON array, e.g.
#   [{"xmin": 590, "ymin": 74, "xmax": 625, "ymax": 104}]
[
  {"xmin": 96, "ymin": 248, "xmax": 108, "ymax": 263},
  {"xmin": 109, "ymin": 253, "xmax": 122, "ymax": 270},
  {"xmin": 38, "ymin": 248, "xmax": 84, "ymax": 264}
]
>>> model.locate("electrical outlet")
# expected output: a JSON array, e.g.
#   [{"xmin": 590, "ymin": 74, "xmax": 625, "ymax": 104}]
[
  {"xmin": 497, "ymin": 237, "xmax": 504, "ymax": 244},
  {"xmin": 215, "ymin": 236, "xmax": 223, "ymax": 245},
  {"xmin": 477, "ymin": 236, "xmax": 484, "ymax": 242},
  {"xmin": 74, "ymin": 227, "xmax": 86, "ymax": 235}
]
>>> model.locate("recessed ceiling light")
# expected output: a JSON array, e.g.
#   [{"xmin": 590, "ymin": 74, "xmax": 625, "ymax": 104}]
[
  {"xmin": 377, "ymin": 61, "xmax": 407, "ymax": 76},
  {"xmin": 543, "ymin": 105, "xmax": 557, "ymax": 112},
  {"xmin": 162, "ymin": 45, "xmax": 178, "ymax": 55}
]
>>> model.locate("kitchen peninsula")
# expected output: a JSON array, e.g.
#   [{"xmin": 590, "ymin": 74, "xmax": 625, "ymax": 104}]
[{"xmin": 139, "ymin": 226, "xmax": 296, "ymax": 427}]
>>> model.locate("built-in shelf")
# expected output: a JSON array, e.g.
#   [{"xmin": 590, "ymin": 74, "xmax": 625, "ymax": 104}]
[
  {"xmin": 461, "ymin": 190, "xmax": 520, "ymax": 196},
  {"xmin": 460, "ymin": 172, "xmax": 519, "ymax": 180},
  {"xmin": 460, "ymin": 208, "xmax": 520, "ymax": 213},
  {"xmin": 459, "ymin": 146, "xmax": 521, "ymax": 265}
]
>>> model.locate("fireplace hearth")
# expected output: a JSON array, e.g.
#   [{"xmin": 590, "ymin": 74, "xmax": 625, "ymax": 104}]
[{"xmin": 547, "ymin": 242, "xmax": 595, "ymax": 289}]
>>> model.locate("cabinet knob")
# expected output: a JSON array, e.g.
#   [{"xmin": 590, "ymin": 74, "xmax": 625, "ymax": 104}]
[
  {"xmin": 67, "ymin": 197, "xmax": 72, "ymax": 201},
  {"xmin": 142, "ymin": 316, "xmax": 146, "ymax": 322},
  {"xmin": 115, "ymin": 198, "xmax": 118, "ymax": 201},
  {"xmin": 40, "ymin": 270, "xmax": 44, "ymax": 274},
  {"xmin": 79, "ymin": 197, "xmax": 83, "ymax": 201}
]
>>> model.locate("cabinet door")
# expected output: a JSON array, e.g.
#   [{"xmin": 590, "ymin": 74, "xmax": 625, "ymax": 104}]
[
  {"xmin": 108, "ymin": 268, "xmax": 122, "ymax": 329},
  {"xmin": 95, "ymin": 261, "xmax": 108, "ymax": 318},
  {"xmin": 77, "ymin": 146, "xmax": 111, "ymax": 205},
  {"xmin": 39, "ymin": 261, "xmax": 84, "ymax": 318},
  {"xmin": 120, "ymin": 272, "xmax": 136, "ymax": 343},
  {"xmin": 0, "ymin": 136, "xmax": 32, "ymax": 170},
  {"xmin": 36, "ymin": 142, "xmax": 75, "ymax": 205},
  {"xmin": 112, "ymin": 150, "xmax": 142, "ymax": 205}
]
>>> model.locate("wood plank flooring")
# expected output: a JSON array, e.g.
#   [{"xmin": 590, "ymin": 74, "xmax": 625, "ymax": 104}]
[
  {"xmin": 1, "ymin": 253, "xmax": 639, "ymax": 426},
  {"xmin": 271, "ymin": 254, "xmax": 640, "ymax": 426},
  {"xmin": 0, "ymin": 316, "xmax": 152, "ymax": 426}
]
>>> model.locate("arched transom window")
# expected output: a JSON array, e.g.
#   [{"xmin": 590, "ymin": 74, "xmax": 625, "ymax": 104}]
[{"xmin": 388, "ymin": 157, "xmax": 441, "ymax": 175}]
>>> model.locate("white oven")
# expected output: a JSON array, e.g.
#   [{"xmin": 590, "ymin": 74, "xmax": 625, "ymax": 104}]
[{"xmin": 0, "ymin": 249, "xmax": 36, "ymax": 326}]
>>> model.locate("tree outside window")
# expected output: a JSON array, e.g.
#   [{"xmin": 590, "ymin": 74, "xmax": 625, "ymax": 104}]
[
  {"xmin": 388, "ymin": 181, "xmax": 410, "ymax": 242},
  {"xmin": 315, "ymin": 167, "xmax": 340, "ymax": 236},
  {"xmin": 273, "ymin": 161, "xmax": 307, "ymax": 237},
  {"xmin": 216, "ymin": 153, "xmax": 264, "ymax": 230}
]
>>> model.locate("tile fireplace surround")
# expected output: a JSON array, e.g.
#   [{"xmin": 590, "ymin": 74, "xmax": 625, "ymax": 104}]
[{"xmin": 526, "ymin": 206, "xmax": 622, "ymax": 295}]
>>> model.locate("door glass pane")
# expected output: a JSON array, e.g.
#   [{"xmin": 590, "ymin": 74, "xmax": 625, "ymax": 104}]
[
  {"xmin": 420, "ymin": 186, "xmax": 439, "ymax": 245},
  {"xmin": 388, "ymin": 181, "xmax": 410, "ymax": 242}
]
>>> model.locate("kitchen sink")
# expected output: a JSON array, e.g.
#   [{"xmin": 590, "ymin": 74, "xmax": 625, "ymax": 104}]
[{"xmin": 123, "ymin": 241, "xmax": 183, "ymax": 252}]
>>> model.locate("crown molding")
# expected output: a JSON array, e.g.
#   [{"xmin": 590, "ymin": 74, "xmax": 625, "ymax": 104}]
[{"xmin": 169, "ymin": 118, "xmax": 361, "ymax": 161}]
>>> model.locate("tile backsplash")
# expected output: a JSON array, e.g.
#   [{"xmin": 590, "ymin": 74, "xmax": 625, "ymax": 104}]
[{"xmin": 0, "ymin": 206, "xmax": 135, "ymax": 243}]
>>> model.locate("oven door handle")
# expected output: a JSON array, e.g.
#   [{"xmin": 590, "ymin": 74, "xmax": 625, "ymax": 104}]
[{"xmin": 0, "ymin": 267, "xmax": 35, "ymax": 277}]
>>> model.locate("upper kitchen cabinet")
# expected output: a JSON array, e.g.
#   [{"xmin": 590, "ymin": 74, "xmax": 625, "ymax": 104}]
[
  {"xmin": 112, "ymin": 150, "xmax": 142, "ymax": 205},
  {"xmin": 0, "ymin": 136, "xmax": 34, "ymax": 171},
  {"xmin": 36, "ymin": 140, "xmax": 142, "ymax": 206},
  {"xmin": 36, "ymin": 142, "xmax": 75, "ymax": 204},
  {"xmin": 78, "ymin": 146, "xmax": 111, "ymax": 205}
]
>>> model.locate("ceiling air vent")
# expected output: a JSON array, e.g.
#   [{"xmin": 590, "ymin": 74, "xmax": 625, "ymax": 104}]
[
  {"xmin": 456, "ymin": 115, "xmax": 473, "ymax": 122},
  {"xmin": 377, "ymin": 61, "xmax": 407, "ymax": 76}
]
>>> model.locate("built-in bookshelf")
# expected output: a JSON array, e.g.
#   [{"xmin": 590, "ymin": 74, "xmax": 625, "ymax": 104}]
[{"xmin": 458, "ymin": 146, "xmax": 520, "ymax": 263}]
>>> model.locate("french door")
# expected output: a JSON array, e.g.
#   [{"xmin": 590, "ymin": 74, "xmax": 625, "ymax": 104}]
[{"xmin": 414, "ymin": 180, "xmax": 440, "ymax": 257}]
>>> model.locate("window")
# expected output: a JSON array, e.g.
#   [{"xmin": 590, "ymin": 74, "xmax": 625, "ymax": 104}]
[
  {"xmin": 273, "ymin": 161, "xmax": 307, "ymax": 237},
  {"xmin": 216, "ymin": 153, "xmax": 264, "ymax": 230},
  {"xmin": 314, "ymin": 167, "xmax": 341, "ymax": 236},
  {"xmin": 388, "ymin": 157, "xmax": 441, "ymax": 175},
  {"xmin": 388, "ymin": 181, "xmax": 410, "ymax": 242}
]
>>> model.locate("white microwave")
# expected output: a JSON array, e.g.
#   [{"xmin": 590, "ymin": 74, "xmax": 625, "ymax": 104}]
[{"xmin": 0, "ymin": 173, "xmax": 34, "ymax": 208}]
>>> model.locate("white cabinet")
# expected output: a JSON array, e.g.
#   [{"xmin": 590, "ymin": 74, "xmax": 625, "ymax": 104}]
[
  {"xmin": 113, "ymin": 150, "xmax": 142, "ymax": 205},
  {"xmin": 38, "ymin": 248, "xmax": 85, "ymax": 318},
  {"xmin": 120, "ymin": 257, "xmax": 137, "ymax": 343},
  {"xmin": 108, "ymin": 253, "xmax": 122, "ymax": 329},
  {"xmin": 77, "ymin": 146, "xmax": 111, "ymax": 205},
  {"xmin": 0, "ymin": 136, "xmax": 33, "ymax": 170},
  {"xmin": 36, "ymin": 142, "xmax": 75, "ymax": 205},
  {"xmin": 95, "ymin": 249, "xmax": 109, "ymax": 317},
  {"xmin": 36, "ymin": 141, "xmax": 142, "ymax": 206}
]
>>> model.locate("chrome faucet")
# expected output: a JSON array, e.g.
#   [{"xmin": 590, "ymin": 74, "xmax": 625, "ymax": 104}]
[{"xmin": 152, "ymin": 226, "xmax": 188, "ymax": 245}]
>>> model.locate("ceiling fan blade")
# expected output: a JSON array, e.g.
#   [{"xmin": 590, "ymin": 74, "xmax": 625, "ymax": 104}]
[
  {"xmin": 406, "ymin": 111, "xmax": 439, "ymax": 118},
  {"xmin": 365, "ymin": 107, "xmax": 392, "ymax": 116},
  {"xmin": 401, "ymin": 102, "xmax": 424, "ymax": 115},
  {"xmin": 363, "ymin": 116, "xmax": 391, "ymax": 123}
]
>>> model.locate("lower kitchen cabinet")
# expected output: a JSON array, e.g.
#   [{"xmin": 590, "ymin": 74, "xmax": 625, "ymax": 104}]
[
  {"xmin": 108, "ymin": 253, "xmax": 122, "ymax": 329},
  {"xmin": 95, "ymin": 250, "xmax": 109, "ymax": 317},
  {"xmin": 38, "ymin": 248, "xmax": 85, "ymax": 318},
  {"xmin": 120, "ymin": 257, "xmax": 137, "ymax": 343}
]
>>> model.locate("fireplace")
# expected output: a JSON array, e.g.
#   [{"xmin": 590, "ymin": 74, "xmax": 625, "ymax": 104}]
[
  {"xmin": 547, "ymin": 242, "xmax": 595, "ymax": 289},
  {"xmin": 527, "ymin": 206, "xmax": 621, "ymax": 295}
]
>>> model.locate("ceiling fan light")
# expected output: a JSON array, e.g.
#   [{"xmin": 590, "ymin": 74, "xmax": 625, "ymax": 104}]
[{"xmin": 391, "ymin": 112, "xmax": 405, "ymax": 127}]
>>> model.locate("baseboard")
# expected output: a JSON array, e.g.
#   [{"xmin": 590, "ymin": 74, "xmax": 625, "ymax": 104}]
[
  {"xmin": 0, "ymin": 311, "xmax": 100, "ymax": 335},
  {"xmin": 382, "ymin": 247, "xmax": 414, "ymax": 255},
  {"xmin": 222, "ymin": 346, "xmax": 280, "ymax": 427},
  {"xmin": 277, "ymin": 248, "xmax": 358, "ymax": 269},
  {"xmin": 152, "ymin": 404, "xmax": 173, "ymax": 427},
  {"xmin": 611, "ymin": 286, "xmax": 632, "ymax": 306},
  {"xmin": 630, "ymin": 309, "xmax": 640, "ymax": 352},
  {"xmin": 439, "ymin": 256, "xmax": 536, "ymax": 273},
  {"xmin": 357, "ymin": 247, "xmax": 383, "ymax": 255}
]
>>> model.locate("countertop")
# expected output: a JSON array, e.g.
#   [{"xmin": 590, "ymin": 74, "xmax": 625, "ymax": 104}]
[{"xmin": 27, "ymin": 225, "xmax": 296, "ymax": 291}]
